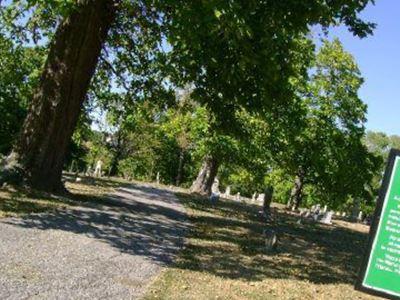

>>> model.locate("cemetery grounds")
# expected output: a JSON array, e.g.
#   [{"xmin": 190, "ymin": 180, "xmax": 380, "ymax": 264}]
[{"xmin": 0, "ymin": 177, "xmax": 379, "ymax": 299}]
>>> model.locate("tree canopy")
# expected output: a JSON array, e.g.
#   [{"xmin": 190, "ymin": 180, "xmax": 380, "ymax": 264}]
[{"xmin": 0, "ymin": 0, "xmax": 384, "ymax": 215}]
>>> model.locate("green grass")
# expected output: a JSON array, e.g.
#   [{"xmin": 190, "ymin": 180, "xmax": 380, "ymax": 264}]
[
  {"xmin": 0, "ymin": 175, "xmax": 120, "ymax": 218},
  {"xmin": 145, "ymin": 192, "xmax": 379, "ymax": 300},
  {"xmin": 0, "ymin": 178, "xmax": 381, "ymax": 299}
]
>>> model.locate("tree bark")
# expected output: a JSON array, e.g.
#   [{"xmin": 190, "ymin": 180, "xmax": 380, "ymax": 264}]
[
  {"xmin": 109, "ymin": 131, "xmax": 123, "ymax": 177},
  {"xmin": 288, "ymin": 169, "xmax": 305, "ymax": 210},
  {"xmin": 190, "ymin": 155, "xmax": 219, "ymax": 195},
  {"xmin": 263, "ymin": 186, "xmax": 274, "ymax": 214},
  {"xmin": 175, "ymin": 148, "xmax": 185, "ymax": 186},
  {"xmin": 1, "ymin": 0, "xmax": 117, "ymax": 192}
]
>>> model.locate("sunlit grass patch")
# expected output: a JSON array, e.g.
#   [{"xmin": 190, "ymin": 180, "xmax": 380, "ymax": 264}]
[
  {"xmin": 0, "ymin": 175, "xmax": 118, "ymax": 218},
  {"xmin": 145, "ymin": 192, "xmax": 379, "ymax": 300},
  {"xmin": 0, "ymin": 186, "xmax": 71, "ymax": 218}
]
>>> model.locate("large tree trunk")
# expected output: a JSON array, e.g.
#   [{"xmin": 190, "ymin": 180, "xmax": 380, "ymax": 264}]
[
  {"xmin": 288, "ymin": 169, "xmax": 305, "ymax": 210},
  {"xmin": 175, "ymin": 148, "xmax": 185, "ymax": 186},
  {"xmin": 1, "ymin": 0, "xmax": 117, "ymax": 192},
  {"xmin": 190, "ymin": 155, "xmax": 219, "ymax": 195}
]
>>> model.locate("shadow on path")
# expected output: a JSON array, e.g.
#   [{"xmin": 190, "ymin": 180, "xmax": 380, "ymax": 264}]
[{"xmin": 2, "ymin": 183, "xmax": 189, "ymax": 266}]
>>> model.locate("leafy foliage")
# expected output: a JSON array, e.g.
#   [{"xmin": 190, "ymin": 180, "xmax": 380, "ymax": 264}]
[
  {"xmin": 0, "ymin": 0, "xmax": 382, "ymax": 210},
  {"xmin": 0, "ymin": 34, "xmax": 44, "ymax": 154}
]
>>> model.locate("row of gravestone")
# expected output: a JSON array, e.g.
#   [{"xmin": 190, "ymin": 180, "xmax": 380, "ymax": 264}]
[
  {"xmin": 298, "ymin": 204, "xmax": 366, "ymax": 225},
  {"xmin": 298, "ymin": 205, "xmax": 334, "ymax": 225},
  {"xmin": 219, "ymin": 184, "xmax": 268, "ymax": 203},
  {"xmin": 71, "ymin": 159, "xmax": 104, "ymax": 180},
  {"xmin": 217, "ymin": 183, "xmax": 368, "ymax": 224}
]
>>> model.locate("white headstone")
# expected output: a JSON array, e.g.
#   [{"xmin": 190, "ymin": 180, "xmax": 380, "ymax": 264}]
[
  {"xmin": 257, "ymin": 193, "xmax": 265, "ymax": 202},
  {"xmin": 358, "ymin": 211, "xmax": 363, "ymax": 222},
  {"xmin": 263, "ymin": 229, "xmax": 277, "ymax": 252},
  {"xmin": 85, "ymin": 166, "xmax": 92, "ymax": 176},
  {"xmin": 94, "ymin": 160, "xmax": 103, "ymax": 177},
  {"xmin": 252, "ymin": 192, "xmax": 257, "ymax": 201},
  {"xmin": 235, "ymin": 192, "xmax": 241, "ymax": 201},
  {"xmin": 320, "ymin": 211, "xmax": 334, "ymax": 225},
  {"xmin": 211, "ymin": 178, "xmax": 220, "ymax": 193},
  {"xmin": 225, "ymin": 186, "xmax": 231, "ymax": 196},
  {"xmin": 323, "ymin": 205, "xmax": 328, "ymax": 213},
  {"xmin": 156, "ymin": 172, "xmax": 160, "ymax": 184}
]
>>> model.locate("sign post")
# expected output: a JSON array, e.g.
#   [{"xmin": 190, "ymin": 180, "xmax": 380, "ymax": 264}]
[{"xmin": 356, "ymin": 149, "xmax": 400, "ymax": 299}]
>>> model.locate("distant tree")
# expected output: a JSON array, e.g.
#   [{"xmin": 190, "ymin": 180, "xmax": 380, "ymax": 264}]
[
  {"xmin": 159, "ymin": 92, "xmax": 209, "ymax": 186},
  {"xmin": 365, "ymin": 131, "xmax": 391, "ymax": 156},
  {"xmin": 363, "ymin": 131, "xmax": 400, "ymax": 212},
  {"xmin": 282, "ymin": 40, "xmax": 379, "ymax": 210}
]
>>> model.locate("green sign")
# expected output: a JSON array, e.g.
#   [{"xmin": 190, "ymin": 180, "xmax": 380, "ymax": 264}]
[{"xmin": 357, "ymin": 149, "xmax": 400, "ymax": 299}]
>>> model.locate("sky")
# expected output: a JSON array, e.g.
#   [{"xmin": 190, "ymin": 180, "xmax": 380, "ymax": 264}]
[{"xmin": 327, "ymin": 0, "xmax": 399, "ymax": 135}]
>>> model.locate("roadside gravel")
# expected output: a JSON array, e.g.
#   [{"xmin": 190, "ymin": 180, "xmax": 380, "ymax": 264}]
[{"xmin": 0, "ymin": 183, "xmax": 188, "ymax": 299}]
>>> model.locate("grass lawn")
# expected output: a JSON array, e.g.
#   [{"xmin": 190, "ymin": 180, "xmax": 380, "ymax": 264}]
[
  {"xmin": 0, "ymin": 175, "xmax": 121, "ymax": 218},
  {"xmin": 0, "ymin": 178, "xmax": 381, "ymax": 299},
  {"xmin": 145, "ymin": 193, "xmax": 379, "ymax": 300}
]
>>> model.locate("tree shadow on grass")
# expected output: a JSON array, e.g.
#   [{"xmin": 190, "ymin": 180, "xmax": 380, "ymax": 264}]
[
  {"xmin": 1, "ymin": 181, "xmax": 369, "ymax": 285},
  {"xmin": 173, "ymin": 191, "xmax": 369, "ymax": 285},
  {"xmin": 63, "ymin": 172, "xmax": 133, "ymax": 190},
  {"xmin": 1, "ymin": 183, "xmax": 190, "ymax": 267}
]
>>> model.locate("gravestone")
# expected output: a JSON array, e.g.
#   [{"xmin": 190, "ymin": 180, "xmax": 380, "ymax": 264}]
[
  {"xmin": 257, "ymin": 193, "xmax": 265, "ymax": 202},
  {"xmin": 209, "ymin": 192, "xmax": 220, "ymax": 205},
  {"xmin": 297, "ymin": 209, "xmax": 311, "ymax": 224},
  {"xmin": 156, "ymin": 172, "xmax": 160, "ymax": 184},
  {"xmin": 322, "ymin": 205, "xmax": 328, "ymax": 214},
  {"xmin": 263, "ymin": 228, "xmax": 278, "ymax": 253},
  {"xmin": 224, "ymin": 186, "xmax": 231, "ymax": 196},
  {"xmin": 85, "ymin": 166, "xmax": 92, "ymax": 176},
  {"xmin": 94, "ymin": 160, "xmax": 103, "ymax": 177},
  {"xmin": 309, "ymin": 205, "xmax": 321, "ymax": 221},
  {"xmin": 252, "ymin": 192, "xmax": 257, "ymax": 201},
  {"xmin": 235, "ymin": 192, "xmax": 241, "ymax": 201},
  {"xmin": 358, "ymin": 211, "xmax": 363, "ymax": 222},
  {"xmin": 211, "ymin": 178, "xmax": 220, "ymax": 193},
  {"xmin": 320, "ymin": 211, "xmax": 334, "ymax": 225},
  {"xmin": 303, "ymin": 209, "xmax": 311, "ymax": 218}
]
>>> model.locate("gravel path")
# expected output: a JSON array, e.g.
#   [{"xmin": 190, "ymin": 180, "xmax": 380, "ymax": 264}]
[{"xmin": 0, "ymin": 183, "xmax": 189, "ymax": 299}]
